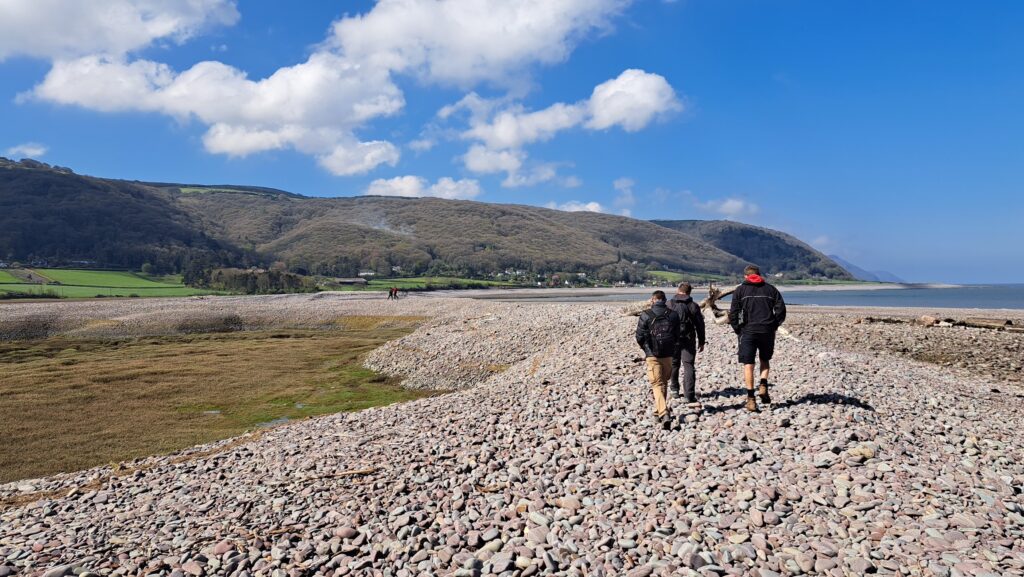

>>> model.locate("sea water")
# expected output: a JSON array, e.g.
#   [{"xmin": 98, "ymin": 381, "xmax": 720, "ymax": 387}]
[{"xmin": 490, "ymin": 284, "xmax": 1024, "ymax": 310}]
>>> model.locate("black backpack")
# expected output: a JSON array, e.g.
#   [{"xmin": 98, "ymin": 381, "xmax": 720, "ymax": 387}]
[
  {"xmin": 680, "ymin": 302, "xmax": 697, "ymax": 338},
  {"xmin": 644, "ymin": 310, "xmax": 676, "ymax": 357}
]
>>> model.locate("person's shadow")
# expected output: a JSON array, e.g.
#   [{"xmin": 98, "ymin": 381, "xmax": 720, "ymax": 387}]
[{"xmin": 700, "ymin": 388, "xmax": 875, "ymax": 413}]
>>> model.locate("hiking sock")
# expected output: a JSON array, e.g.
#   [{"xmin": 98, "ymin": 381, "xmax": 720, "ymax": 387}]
[
  {"xmin": 747, "ymin": 389, "xmax": 755, "ymax": 399},
  {"xmin": 759, "ymin": 378, "xmax": 768, "ymax": 386}
]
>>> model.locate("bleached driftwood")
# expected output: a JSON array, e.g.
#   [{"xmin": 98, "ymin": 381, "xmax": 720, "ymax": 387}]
[{"xmin": 699, "ymin": 283, "xmax": 739, "ymax": 325}]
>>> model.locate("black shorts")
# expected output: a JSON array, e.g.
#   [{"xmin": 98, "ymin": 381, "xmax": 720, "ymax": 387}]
[{"xmin": 738, "ymin": 331, "xmax": 775, "ymax": 364}]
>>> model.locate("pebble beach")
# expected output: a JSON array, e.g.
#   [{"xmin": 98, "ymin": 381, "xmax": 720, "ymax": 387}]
[{"xmin": 1, "ymin": 293, "xmax": 1022, "ymax": 577}]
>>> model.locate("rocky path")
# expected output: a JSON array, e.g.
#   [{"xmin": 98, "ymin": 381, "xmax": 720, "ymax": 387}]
[{"xmin": 1, "ymin": 297, "xmax": 1022, "ymax": 577}]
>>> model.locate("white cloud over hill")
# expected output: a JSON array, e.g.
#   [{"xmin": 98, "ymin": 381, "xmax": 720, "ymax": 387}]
[
  {"xmin": 365, "ymin": 176, "xmax": 482, "ymax": 200},
  {"xmin": 4, "ymin": 142, "xmax": 48, "ymax": 158},
  {"xmin": 6, "ymin": 0, "xmax": 676, "ymax": 187}
]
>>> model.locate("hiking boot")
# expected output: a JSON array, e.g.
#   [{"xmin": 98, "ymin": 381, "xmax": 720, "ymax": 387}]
[
  {"xmin": 661, "ymin": 414, "xmax": 673, "ymax": 430},
  {"xmin": 685, "ymin": 395, "xmax": 702, "ymax": 409},
  {"xmin": 758, "ymin": 383, "xmax": 772, "ymax": 404},
  {"xmin": 745, "ymin": 397, "xmax": 759, "ymax": 413},
  {"xmin": 669, "ymin": 388, "xmax": 681, "ymax": 399}
]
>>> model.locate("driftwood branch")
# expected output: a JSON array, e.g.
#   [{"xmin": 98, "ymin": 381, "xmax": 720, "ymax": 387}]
[
  {"xmin": 856, "ymin": 316, "xmax": 1021, "ymax": 332},
  {"xmin": 699, "ymin": 283, "xmax": 740, "ymax": 325},
  {"xmin": 962, "ymin": 318, "xmax": 1012, "ymax": 330}
]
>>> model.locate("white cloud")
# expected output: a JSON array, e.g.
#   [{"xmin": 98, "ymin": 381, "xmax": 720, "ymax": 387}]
[
  {"xmin": 29, "ymin": 53, "xmax": 406, "ymax": 175},
  {"xmin": 460, "ymin": 70, "xmax": 678, "ymax": 150},
  {"xmin": 4, "ymin": 142, "xmax": 48, "ymax": 158},
  {"xmin": 810, "ymin": 235, "xmax": 840, "ymax": 253},
  {"xmin": 461, "ymin": 145, "xmax": 561, "ymax": 188},
  {"xmin": 0, "ymin": 0, "xmax": 239, "ymax": 61},
  {"xmin": 365, "ymin": 175, "xmax": 481, "ymax": 200},
  {"xmin": 464, "ymin": 103, "xmax": 587, "ymax": 150},
  {"xmin": 502, "ymin": 163, "xmax": 559, "ymax": 188},
  {"xmin": 462, "ymin": 145, "xmax": 524, "ymax": 175},
  {"xmin": 586, "ymin": 68, "xmax": 681, "ymax": 131},
  {"xmin": 408, "ymin": 138, "xmax": 436, "ymax": 152},
  {"xmin": 562, "ymin": 175, "xmax": 583, "ymax": 188},
  {"xmin": 696, "ymin": 197, "xmax": 761, "ymax": 219},
  {"xmin": 317, "ymin": 141, "xmax": 401, "ymax": 176},
  {"xmin": 429, "ymin": 176, "xmax": 483, "ymax": 200},
  {"xmin": 545, "ymin": 200, "xmax": 606, "ymax": 213},
  {"xmin": 612, "ymin": 177, "xmax": 636, "ymax": 213},
  {"xmin": 455, "ymin": 70, "xmax": 679, "ymax": 186},
  {"xmin": 328, "ymin": 0, "xmax": 632, "ymax": 87},
  {"xmin": 17, "ymin": 0, "xmax": 639, "ymax": 177},
  {"xmin": 438, "ymin": 92, "xmax": 503, "ymax": 123}
]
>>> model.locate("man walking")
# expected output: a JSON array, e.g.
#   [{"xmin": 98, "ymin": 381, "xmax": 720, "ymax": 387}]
[
  {"xmin": 728, "ymin": 265, "xmax": 786, "ymax": 412},
  {"xmin": 669, "ymin": 282, "xmax": 706, "ymax": 405},
  {"xmin": 636, "ymin": 290, "xmax": 680, "ymax": 429}
]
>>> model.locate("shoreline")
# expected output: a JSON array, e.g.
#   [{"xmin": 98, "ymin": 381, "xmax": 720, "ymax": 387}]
[
  {"xmin": 435, "ymin": 282, "xmax": 958, "ymax": 301},
  {"xmin": 0, "ymin": 282, "xmax": 964, "ymax": 306},
  {"xmin": 1, "ymin": 295, "xmax": 1022, "ymax": 576}
]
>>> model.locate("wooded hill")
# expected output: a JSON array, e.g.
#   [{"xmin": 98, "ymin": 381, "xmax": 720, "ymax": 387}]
[
  {"xmin": 651, "ymin": 220, "xmax": 851, "ymax": 280},
  {"xmin": 0, "ymin": 158, "xmax": 852, "ymax": 281}
]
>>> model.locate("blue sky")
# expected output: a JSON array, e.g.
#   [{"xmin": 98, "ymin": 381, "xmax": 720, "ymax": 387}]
[{"xmin": 2, "ymin": 1, "xmax": 1022, "ymax": 283}]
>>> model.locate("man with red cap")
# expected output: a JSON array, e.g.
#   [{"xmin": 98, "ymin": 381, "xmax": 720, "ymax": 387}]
[{"xmin": 728, "ymin": 265, "xmax": 787, "ymax": 412}]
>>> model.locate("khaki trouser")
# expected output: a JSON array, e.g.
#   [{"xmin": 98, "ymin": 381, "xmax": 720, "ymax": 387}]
[{"xmin": 645, "ymin": 356, "xmax": 673, "ymax": 418}]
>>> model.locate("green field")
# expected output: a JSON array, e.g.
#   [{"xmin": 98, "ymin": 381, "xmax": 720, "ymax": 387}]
[
  {"xmin": 0, "ymin": 270, "xmax": 23, "ymax": 284},
  {"xmin": 0, "ymin": 269, "xmax": 216, "ymax": 298},
  {"xmin": 35, "ymin": 269, "xmax": 185, "ymax": 288},
  {"xmin": 648, "ymin": 270, "xmax": 732, "ymax": 284}
]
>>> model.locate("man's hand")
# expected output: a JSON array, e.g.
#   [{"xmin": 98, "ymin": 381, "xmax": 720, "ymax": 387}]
[{"xmin": 697, "ymin": 344, "xmax": 705, "ymax": 353}]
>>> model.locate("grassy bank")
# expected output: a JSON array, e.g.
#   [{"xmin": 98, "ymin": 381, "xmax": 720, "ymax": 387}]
[
  {"xmin": 0, "ymin": 316, "xmax": 431, "ymax": 483},
  {"xmin": 0, "ymin": 268, "xmax": 216, "ymax": 298}
]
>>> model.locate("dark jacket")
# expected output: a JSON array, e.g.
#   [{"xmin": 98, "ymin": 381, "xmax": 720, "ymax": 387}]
[
  {"xmin": 669, "ymin": 294, "xmax": 706, "ymax": 348},
  {"xmin": 728, "ymin": 279, "xmax": 786, "ymax": 334},
  {"xmin": 635, "ymin": 301, "xmax": 680, "ymax": 357}
]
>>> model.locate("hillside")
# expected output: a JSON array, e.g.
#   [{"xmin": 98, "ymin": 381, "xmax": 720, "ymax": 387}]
[
  {"xmin": 0, "ymin": 159, "xmax": 244, "ymax": 273},
  {"xmin": 652, "ymin": 219, "xmax": 853, "ymax": 280},
  {"xmin": 0, "ymin": 159, "xmax": 851, "ymax": 280},
  {"xmin": 168, "ymin": 189, "xmax": 750, "ymax": 278}
]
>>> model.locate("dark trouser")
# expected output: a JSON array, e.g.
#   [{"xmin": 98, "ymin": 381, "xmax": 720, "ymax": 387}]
[
  {"xmin": 670, "ymin": 338, "xmax": 697, "ymax": 400},
  {"xmin": 738, "ymin": 330, "xmax": 776, "ymax": 365}
]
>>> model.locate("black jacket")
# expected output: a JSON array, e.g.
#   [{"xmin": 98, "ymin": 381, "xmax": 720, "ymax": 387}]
[
  {"xmin": 728, "ymin": 279, "xmax": 786, "ymax": 334},
  {"xmin": 635, "ymin": 301, "xmax": 680, "ymax": 357},
  {"xmin": 669, "ymin": 295, "xmax": 706, "ymax": 347}
]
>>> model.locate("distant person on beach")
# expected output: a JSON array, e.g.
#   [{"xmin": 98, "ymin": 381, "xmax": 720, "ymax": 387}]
[
  {"xmin": 668, "ymin": 282, "xmax": 706, "ymax": 404},
  {"xmin": 387, "ymin": 287, "xmax": 397, "ymax": 300},
  {"xmin": 729, "ymin": 265, "xmax": 787, "ymax": 412},
  {"xmin": 635, "ymin": 290, "xmax": 680, "ymax": 429}
]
